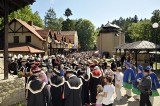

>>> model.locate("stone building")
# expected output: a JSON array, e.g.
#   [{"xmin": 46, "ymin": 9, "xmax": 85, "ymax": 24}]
[{"xmin": 97, "ymin": 22, "xmax": 125, "ymax": 57}]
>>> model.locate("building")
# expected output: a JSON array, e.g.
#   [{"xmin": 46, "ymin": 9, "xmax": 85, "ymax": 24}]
[
  {"xmin": 97, "ymin": 22, "xmax": 125, "ymax": 57},
  {"xmin": 0, "ymin": 19, "xmax": 79, "ymax": 55},
  {"xmin": 51, "ymin": 31, "xmax": 79, "ymax": 54},
  {"xmin": 0, "ymin": 19, "xmax": 46, "ymax": 55}
]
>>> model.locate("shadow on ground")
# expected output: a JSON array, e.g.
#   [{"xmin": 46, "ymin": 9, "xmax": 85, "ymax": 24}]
[{"xmin": 113, "ymin": 96, "xmax": 139, "ymax": 106}]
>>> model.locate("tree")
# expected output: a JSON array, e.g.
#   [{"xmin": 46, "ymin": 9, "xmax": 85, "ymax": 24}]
[
  {"xmin": 0, "ymin": 6, "xmax": 44, "ymax": 30},
  {"xmin": 133, "ymin": 15, "xmax": 138, "ymax": 23},
  {"xmin": 75, "ymin": 19, "xmax": 96, "ymax": 50},
  {"xmin": 151, "ymin": 10, "xmax": 160, "ymax": 23},
  {"xmin": 45, "ymin": 8, "xmax": 57, "ymax": 29},
  {"xmin": 64, "ymin": 8, "xmax": 72, "ymax": 19},
  {"xmin": 55, "ymin": 17, "xmax": 64, "ymax": 31},
  {"xmin": 128, "ymin": 20, "xmax": 152, "ymax": 41},
  {"xmin": 151, "ymin": 10, "xmax": 160, "ymax": 44},
  {"xmin": 44, "ymin": 8, "xmax": 64, "ymax": 31},
  {"xmin": 62, "ymin": 19, "xmax": 76, "ymax": 31},
  {"xmin": 32, "ymin": 11, "xmax": 44, "ymax": 27}
]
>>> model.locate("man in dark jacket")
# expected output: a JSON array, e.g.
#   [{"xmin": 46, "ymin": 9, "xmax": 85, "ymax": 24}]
[
  {"xmin": 64, "ymin": 68, "xmax": 83, "ymax": 106},
  {"xmin": 9, "ymin": 58, "xmax": 18, "ymax": 75},
  {"xmin": 138, "ymin": 69, "xmax": 152, "ymax": 106}
]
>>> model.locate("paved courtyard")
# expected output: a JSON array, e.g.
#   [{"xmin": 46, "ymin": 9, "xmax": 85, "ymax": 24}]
[{"xmin": 113, "ymin": 87, "xmax": 160, "ymax": 106}]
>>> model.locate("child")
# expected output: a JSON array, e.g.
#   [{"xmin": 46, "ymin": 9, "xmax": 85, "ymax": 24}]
[
  {"xmin": 96, "ymin": 85, "xmax": 103, "ymax": 106},
  {"xmin": 115, "ymin": 67, "xmax": 123, "ymax": 101}
]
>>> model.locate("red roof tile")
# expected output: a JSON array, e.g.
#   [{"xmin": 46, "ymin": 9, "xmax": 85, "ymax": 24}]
[
  {"xmin": 6, "ymin": 43, "xmax": 45, "ymax": 53},
  {"xmin": 36, "ymin": 29, "xmax": 50, "ymax": 39}
]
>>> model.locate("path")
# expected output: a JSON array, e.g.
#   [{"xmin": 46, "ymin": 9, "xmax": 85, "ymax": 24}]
[{"xmin": 113, "ymin": 87, "xmax": 160, "ymax": 106}]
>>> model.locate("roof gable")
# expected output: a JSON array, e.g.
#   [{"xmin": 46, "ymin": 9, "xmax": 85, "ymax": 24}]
[{"xmin": 10, "ymin": 19, "xmax": 45, "ymax": 41}]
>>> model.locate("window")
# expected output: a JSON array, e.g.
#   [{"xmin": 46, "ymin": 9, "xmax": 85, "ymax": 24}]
[
  {"xmin": 14, "ymin": 36, "xmax": 19, "ymax": 43},
  {"xmin": 26, "ymin": 36, "xmax": 31, "ymax": 43}
]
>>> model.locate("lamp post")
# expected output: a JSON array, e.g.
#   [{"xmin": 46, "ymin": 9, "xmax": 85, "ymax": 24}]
[{"xmin": 152, "ymin": 22, "xmax": 159, "ymax": 71}]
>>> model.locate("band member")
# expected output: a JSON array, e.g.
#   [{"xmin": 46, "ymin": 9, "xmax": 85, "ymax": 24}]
[
  {"xmin": 50, "ymin": 68, "xmax": 65, "ymax": 106},
  {"xmin": 132, "ymin": 65, "xmax": 144, "ymax": 100},
  {"xmin": 123, "ymin": 62, "xmax": 135, "ymax": 98},
  {"xmin": 148, "ymin": 66, "xmax": 160, "ymax": 105},
  {"xmin": 8, "ymin": 58, "xmax": 18, "ymax": 75},
  {"xmin": 138, "ymin": 68, "xmax": 152, "ymax": 106},
  {"xmin": 27, "ymin": 70, "xmax": 50, "ymax": 106},
  {"xmin": 78, "ymin": 66, "xmax": 90, "ymax": 106},
  {"xmin": 89, "ymin": 66, "xmax": 102, "ymax": 106},
  {"xmin": 63, "ymin": 68, "xmax": 83, "ymax": 106}
]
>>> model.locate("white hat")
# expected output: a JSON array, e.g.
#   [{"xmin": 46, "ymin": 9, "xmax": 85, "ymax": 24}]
[
  {"xmin": 8, "ymin": 54, "xmax": 12, "ymax": 57},
  {"xmin": 61, "ymin": 55, "xmax": 64, "ymax": 58},
  {"xmin": 0, "ymin": 54, "xmax": 3, "ymax": 57},
  {"xmin": 94, "ymin": 66, "xmax": 100, "ymax": 70},
  {"xmin": 37, "ymin": 58, "xmax": 41, "ymax": 61},
  {"xmin": 11, "ymin": 58, "xmax": 15, "ymax": 61},
  {"xmin": 13, "ymin": 55, "xmax": 17, "ymax": 59},
  {"xmin": 23, "ymin": 55, "xmax": 28, "ymax": 60},
  {"xmin": 51, "ymin": 55, "xmax": 56, "ymax": 59}
]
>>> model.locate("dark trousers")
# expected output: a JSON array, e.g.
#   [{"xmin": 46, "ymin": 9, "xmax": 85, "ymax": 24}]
[
  {"xmin": 140, "ymin": 93, "xmax": 152, "ymax": 106},
  {"xmin": 102, "ymin": 103, "xmax": 113, "ymax": 106}
]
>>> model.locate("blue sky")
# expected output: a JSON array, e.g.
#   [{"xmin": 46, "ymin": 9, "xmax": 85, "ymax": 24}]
[{"xmin": 31, "ymin": 0, "xmax": 160, "ymax": 28}]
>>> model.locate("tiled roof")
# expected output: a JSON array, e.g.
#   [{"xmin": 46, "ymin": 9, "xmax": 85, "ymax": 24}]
[
  {"xmin": 15, "ymin": 19, "xmax": 45, "ymax": 41},
  {"xmin": 104, "ymin": 23, "xmax": 120, "ymax": 29},
  {"xmin": 115, "ymin": 41, "xmax": 160, "ymax": 50},
  {"xmin": 50, "ymin": 31, "xmax": 76, "ymax": 43},
  {"xmin": 6, "ymin": 43, "xmax": 45, "ymax": 53},
  {"xmin": 36, "ymin": 29, "xmax": 50, "ymax": 39},
  {"xmin": 60, "ymin": 31, "xmax": 77, "ymax": 35}
]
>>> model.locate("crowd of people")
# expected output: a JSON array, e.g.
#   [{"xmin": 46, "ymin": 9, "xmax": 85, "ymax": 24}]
[{"xmin": 7, "ymin": 52, "xmax": 160, "ymax": 106}]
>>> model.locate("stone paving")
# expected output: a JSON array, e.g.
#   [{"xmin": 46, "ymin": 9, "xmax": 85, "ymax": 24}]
[{"xmin": 113, "ymin": 87, "xmax": 160, "ymax": 106}]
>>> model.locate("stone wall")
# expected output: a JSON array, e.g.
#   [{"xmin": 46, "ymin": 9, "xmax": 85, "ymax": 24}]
[{"xmin": 0, "ymin": 77, "xmax": 25, "ymax": 106}]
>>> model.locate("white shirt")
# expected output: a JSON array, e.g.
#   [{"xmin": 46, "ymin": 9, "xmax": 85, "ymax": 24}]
[
  {"xmin": 96, "ymin": 92, "xmax": 103, "ymax": 104},
  {"xmin": 102, "ymin": 84, "xmax": 115, "ymax": 105},
  {"xmin": 115, "ymin": 72, "xmax": 123, "ymax": 86}
]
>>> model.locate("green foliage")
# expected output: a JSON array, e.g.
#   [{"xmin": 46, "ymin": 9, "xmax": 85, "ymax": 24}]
[
  {"xmin": 0, "ymin": 6, "xmax": 43, "ymax": 29},
  {"xmin": 151, "ymin": 10, "xmax": 160, "ymax": 44},
  {"xmin": 151, "ymin": 10, "xmax": 160, "ymax": 23},
  {"xmin": 45, "ymin": 8, "xmax": 64, "ymax": 31},
  {"xmin": 75, "ymin": 19, "xmax": 96, "ymax": 50},
  {"xmin": 64, "ymin": 8, "xmax": 72, "ymax": 19},
  {"xmin": 111, "ymin": 11, "xmax": 160, "ymax": 44},
  {"xmin": 62, "ymin": 19, "xmax": 76, "ymax": 31},
  {"xmin": 128, "ymin": 20, "xmax": 151, "ymax": 41}
]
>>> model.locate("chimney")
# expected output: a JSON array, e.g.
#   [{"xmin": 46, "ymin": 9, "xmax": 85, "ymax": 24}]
[{"xmin": 28, "ymin": 21, "xmax": 33, "ymax": 26}]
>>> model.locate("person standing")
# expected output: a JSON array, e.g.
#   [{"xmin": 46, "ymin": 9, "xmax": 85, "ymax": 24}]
[
  {"xmin": 96, "ymin": 85, "xmax": 103, "ymax": 106},
  {"xmin": 89, "ymin": 66, "xmax": 102, "ymax": 106},
  {"xmin": 8, "ymin": 58, "xmax": 18, "ymax": 75},
  {"xmin": 123, "ymin": 62, "xmax": 135, "ymax": 98},
  {"xmin": 78, "ymin": 67, "xmax": 90, "ymax": 106},
  {"xmin": 50, "ymin": 68, "xmax": 65, "ymax": 106},
  {"xmin": 138, "ymin": 68, "xmax": 152, "ymax": 106},
  {"xmin": 147, "ymin": 66, "xmax": 160, "ymax": 105},
  {"xmin": 115, "ymin": 67, "xmax": 123, "ymax": 101},
  {"xmin": 100, "ymin": 76, "xmax": 115, "ymax": 106},
  {"xmin": 132, "ymin": 65, "xmax": 144, "ymax": 100},
  {"xmin": 63, "ymin": 68, "xmax": 83, "ymax": 106},
  {"xmin": 27, "ymin": 73, "xmax": 50, "ymax": 106}
]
